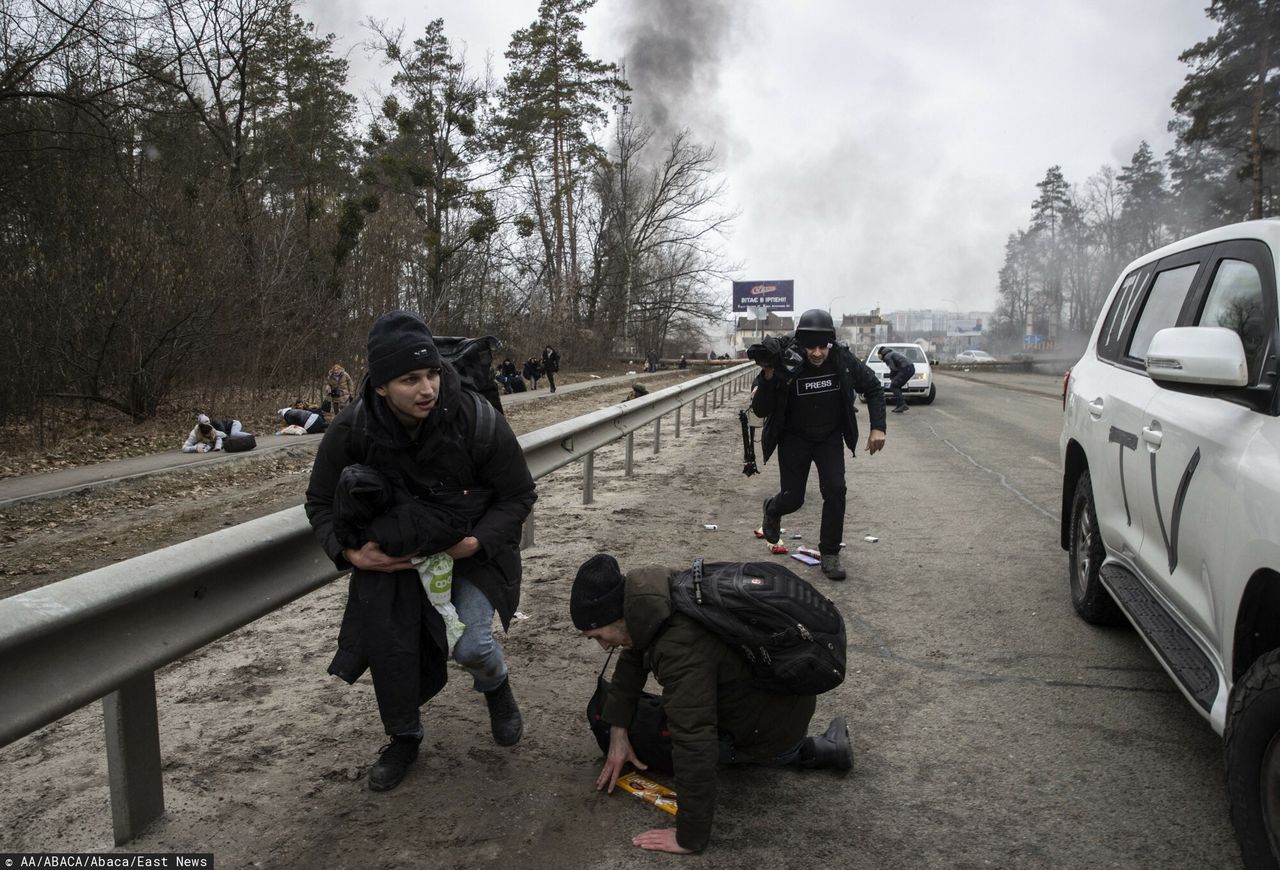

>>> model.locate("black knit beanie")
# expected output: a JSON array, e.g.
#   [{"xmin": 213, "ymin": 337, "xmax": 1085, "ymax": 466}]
[
  {"xmin": 571, "ymin": 554, "xmax": 626, "ymax": 631},
  {"xmin": 367, "ymin": 310, "xmax": 443, "ymax": 386}
]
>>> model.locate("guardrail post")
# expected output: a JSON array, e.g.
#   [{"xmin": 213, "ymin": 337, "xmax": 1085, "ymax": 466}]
[
  {"xmin": 625, "ymin": 432, "xmax": 635, "ymax": 476},
  {"xmin": 689, "ymin": 398, "xmax": 697, "ymax": 427},
  {"xmin": 103, "ymin": 672, "xmax": 164, "ymax": 846},
  {"xmin": 674, "ymin": 404, "xmax": 681, "ymax": 438},
  {"xmin": 583, "ymin": 452, "xmax": 595, "ymax": 504},
  {"xmin": 702, "ymin": 394, "xmax": 709, "ymax": 417},
  {"xmin": 653, "ymin": 417, "xmax": 662, "ymax": 454},
  {"xmin": 522, "ymin": 511, "xmax": 536, "ymax": 548}
]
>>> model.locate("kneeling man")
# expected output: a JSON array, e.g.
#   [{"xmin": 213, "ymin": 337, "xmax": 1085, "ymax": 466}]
[{"xmin": 571, "ymin": 554, "xmax": 851, "ymax": 854}]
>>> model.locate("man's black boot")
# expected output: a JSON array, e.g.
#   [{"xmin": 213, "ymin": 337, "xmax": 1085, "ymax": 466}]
[
  {"xmin": 368, "ymin": 735, "xmax": 421, "ymax": 792},
  {"xmin": 762, "ymin": 498, "xmax": 782, "ymax": 544},
  {"xmin": 800, "ymin": 717, "xmax": 852, "ymax": 771},
  {"xmin": 485, "ymin": 677, "xmax": 524, "ymax": 746}
]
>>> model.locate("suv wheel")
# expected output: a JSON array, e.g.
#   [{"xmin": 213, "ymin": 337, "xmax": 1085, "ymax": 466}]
[
  {"xmin": 1068, "ymin": 471, "xmax": 1124, "ymax": 625},
  {"xmin": 1227, "ymin": 649, "xmax": 1280, "ymax": 870},
  {"xmin": 920, "ymin": 384, "xmax": 936, "ymax": 405}
]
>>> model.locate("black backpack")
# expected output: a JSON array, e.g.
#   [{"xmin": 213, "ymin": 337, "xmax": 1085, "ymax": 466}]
[
  {"xmin": 222, "ymin": 433, "xmax": 257, "ymax": 453},
  {"xmin": 586, "ymin": 652, "xmax": 673, "ymax": 773},
  {"xmin": 434, "ymin": 335, "xmax": 504, "ymax": 413},
  {"xmin": 668, "ymin": 559, "xmax": 847, "ymax": 696}
]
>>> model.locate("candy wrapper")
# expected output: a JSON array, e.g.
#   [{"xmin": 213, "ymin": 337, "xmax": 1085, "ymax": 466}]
[{"xmin": 616, "ymin": 772, "xmax": 678, "ymax": 816}]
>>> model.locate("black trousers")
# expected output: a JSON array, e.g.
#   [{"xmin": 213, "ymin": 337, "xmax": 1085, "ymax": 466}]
[
  {"xmin": 546, "ymin": 369, "xmax": 556, "ymax": 392},
  {"xmin": 889, "ymin": 369, "xmax": 912, "ymax": 407},
  {"xmin": 766, "ymin": 429, "xmax": 846, "ymax": 555}
]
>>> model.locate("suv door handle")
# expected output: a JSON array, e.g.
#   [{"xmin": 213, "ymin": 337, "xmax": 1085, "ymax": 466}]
[
  {"xmin": 1087, "ymin": 398, "xmax": 1104, "ymax": 419},
  {"xmin": 1141, "ymin": 423, "xmax": 1163, "ymax": 449}
]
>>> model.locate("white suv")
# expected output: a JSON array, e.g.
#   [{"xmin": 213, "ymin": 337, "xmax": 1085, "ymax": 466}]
[
  {"xmin": 867, "ymin": 343, "xmax": 936, "ymax": 404},
  {"xmin": 1059, "ymin": 219, "xmax": 1280, "ymax": 868}
]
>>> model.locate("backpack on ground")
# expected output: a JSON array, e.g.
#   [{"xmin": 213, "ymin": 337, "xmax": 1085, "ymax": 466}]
[
  {"xmin": 585, "ymin": 652, "xmax": 673, "ymax": 772},
  {"xmin": 222, "ymin": 433, "xmax": 257, "ymax": 453},
  {"xmin": 668, "ymin": 559, "xmax": 847, "ymax": 696},
  {"xmin": 434, "ymin": 335, "xmax": 504, "ymax": 413}
]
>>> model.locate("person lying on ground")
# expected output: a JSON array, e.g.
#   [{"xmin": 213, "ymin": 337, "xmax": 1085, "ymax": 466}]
[
  {"xmin": 278, "ymin": 406, "xmax": 328, "ymax": 434},
  {"xmin": 180, "ymin": 413, "xmax": 246, "ymax": 453}
]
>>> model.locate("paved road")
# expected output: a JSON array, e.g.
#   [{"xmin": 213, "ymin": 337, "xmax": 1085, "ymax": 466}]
[{"xmin": 0, "ymin": 369, "xmax": 670, "ymax": 508}]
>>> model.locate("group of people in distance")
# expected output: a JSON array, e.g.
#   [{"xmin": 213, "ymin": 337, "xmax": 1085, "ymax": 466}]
[
  {"xmin": 288, "ymin": 307, "xmax": 888, "ymax": 855},
  {"xmin": 177, "ymin": 363, "xmax": 360, "ymax": 452},
  {"xmin": 496, "ymin": 345, "xmax": 561, "ymax": 395}
]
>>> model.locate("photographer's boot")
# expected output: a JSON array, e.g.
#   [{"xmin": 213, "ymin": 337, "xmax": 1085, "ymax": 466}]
[
  {"xmin": 485, "ymin": 676, "xmax": 524, "ymax": 746},
  {"xmin": 800, "ymin": 717, "xmax": 852, "ymax": 771},
  {"xmin": 761, "ymin": 498, "xmax": 782, "ymax": 545},
  {"xmin": 820, "ymin": 553, "xmax": 847, "ymax": 581}
]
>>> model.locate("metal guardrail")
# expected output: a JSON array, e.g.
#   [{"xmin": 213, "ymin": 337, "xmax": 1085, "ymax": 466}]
[{"xmin": 0, "ymin": 362, "xmax": 754, "ymax": 845}]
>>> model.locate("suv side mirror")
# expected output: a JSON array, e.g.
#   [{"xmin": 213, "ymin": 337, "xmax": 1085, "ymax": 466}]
[{"xmin": 1145, "ymin": 327, "xmax": 1248, "ymax": 387}]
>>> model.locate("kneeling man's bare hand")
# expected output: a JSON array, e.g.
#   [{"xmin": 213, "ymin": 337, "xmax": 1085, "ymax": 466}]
[
  {"xmin": 632, "ymin": 828, "xmax": 691, "ymax": 854},
  {"xmin": 596, "ymin": 725, "xmax": 646, "ymax": 793}
]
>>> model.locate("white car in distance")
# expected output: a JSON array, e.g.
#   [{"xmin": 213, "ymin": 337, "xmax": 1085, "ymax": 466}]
[{"xmin": 866, "ymin": 343, "xmax": 935, "ymax": 404}]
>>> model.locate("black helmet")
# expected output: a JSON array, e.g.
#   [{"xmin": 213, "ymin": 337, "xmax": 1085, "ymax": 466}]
[{"xmin": 795, "ymin": 308, "xmax": 836, "ymax": 347}]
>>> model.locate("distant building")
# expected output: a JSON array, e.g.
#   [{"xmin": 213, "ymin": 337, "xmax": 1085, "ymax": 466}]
[
  {"xmin": 733, "ymin": 312, "xmax": 795, "ymax": 355},
  {"xmin": 838, "ymin": 309, "xmax": 891, "ymax": 355},
  {"xmin": 883, "ymin": 308, "xmax": 993, "ymax": 355}
]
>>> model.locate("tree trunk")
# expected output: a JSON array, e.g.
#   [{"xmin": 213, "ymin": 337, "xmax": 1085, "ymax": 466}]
[{"xmin": 1249, "ymin": 1, "xmax": 1277, "ymax": 219}]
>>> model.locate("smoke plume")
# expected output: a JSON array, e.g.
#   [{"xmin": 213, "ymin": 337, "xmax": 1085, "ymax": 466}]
[{"xmin": 614, "ymin": 0, "xmax": 744, "ymax": 145}]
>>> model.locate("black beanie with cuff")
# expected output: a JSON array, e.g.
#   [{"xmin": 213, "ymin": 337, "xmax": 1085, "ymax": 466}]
[
  {"xmin": 571, "ymin": 554, "xmax": 626, "ymax": 631},
  {"xmin": 367, "ymin": 310, "xmax": 443, "ymax": 386}
]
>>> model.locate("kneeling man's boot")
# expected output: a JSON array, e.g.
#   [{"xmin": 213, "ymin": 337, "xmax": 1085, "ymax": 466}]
[
  {"xmin": 485, "ymin": 676, "xmax": 524, "ymax": 746},
  {"xmin": 801, "ymin": 717, "xmax": 851, "ymax": 771},
  {"xmin": 368, "ymin": 734, "xmax": 421, "ymax": 792}
]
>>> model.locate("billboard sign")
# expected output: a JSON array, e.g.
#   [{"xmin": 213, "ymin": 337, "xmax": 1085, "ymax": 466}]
[{"xmin": 732, "ymin": 280, "xmax": 794, "ymax": 312}]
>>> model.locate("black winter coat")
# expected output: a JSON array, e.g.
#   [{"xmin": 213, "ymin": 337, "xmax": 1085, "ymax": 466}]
[
  {"xmin": 281, "ymin": 407, "xmax": 327, "ymax": 433},
  {"xmin": 881, "ymin": 348, "xmax": 916, "ymax": 378},
  {"xmin": 750, "ymin": 340, "xmax": 887, "ymax": 463},
  {"xmin": 323, "ymin": 463, "xmax": 472, "ymax": 733},
  {"xmin": 305, "ymin": 364, "xmax": 537, "ymax": 629}
]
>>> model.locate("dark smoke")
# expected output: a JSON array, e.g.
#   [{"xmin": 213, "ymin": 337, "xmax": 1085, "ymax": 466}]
[{"xmin": 616, "ymin": 0, "xmax": 742, "ymax": 144}]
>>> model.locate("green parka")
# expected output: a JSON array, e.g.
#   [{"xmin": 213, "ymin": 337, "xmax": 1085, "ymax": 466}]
[{"xmin": 602, "ymin": 565, "xmax": 816, "ymax": 852}]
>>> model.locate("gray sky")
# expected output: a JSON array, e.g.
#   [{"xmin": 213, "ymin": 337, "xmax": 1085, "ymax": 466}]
[{"xmin": 303, "ymin": 0, "xmax": 1217, "ymax": 320}]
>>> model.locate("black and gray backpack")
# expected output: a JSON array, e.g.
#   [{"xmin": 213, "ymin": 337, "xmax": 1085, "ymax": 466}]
[{"xmin": 669, "ymin": 559, "xmax": 847, "ymax": 695}]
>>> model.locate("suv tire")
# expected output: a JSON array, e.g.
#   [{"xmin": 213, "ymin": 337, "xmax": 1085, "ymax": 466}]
[
  {"xmin": 1068, "ymin": 471, "xmax": 1125, "ymax": 625},
  {"xmin": 920, "ymin": 384, "xmax": 936, "ymax": 405},
  {"xmin": 1226, "ymin": 648, "xmax": 1280, "ymax": 870}
]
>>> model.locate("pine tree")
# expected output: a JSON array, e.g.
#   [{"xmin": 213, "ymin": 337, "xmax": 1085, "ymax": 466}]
[
  {"xmin": 495, "ymin": 0, "xmax": 627, "ymax": 326},
  {"xmin": 1172, "ymin": 0, "xmax": 1280, "ymax": 218},
  {"xmin": 1116, "ymin": 141, "xmax": 1168, "ymax": 256}
]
